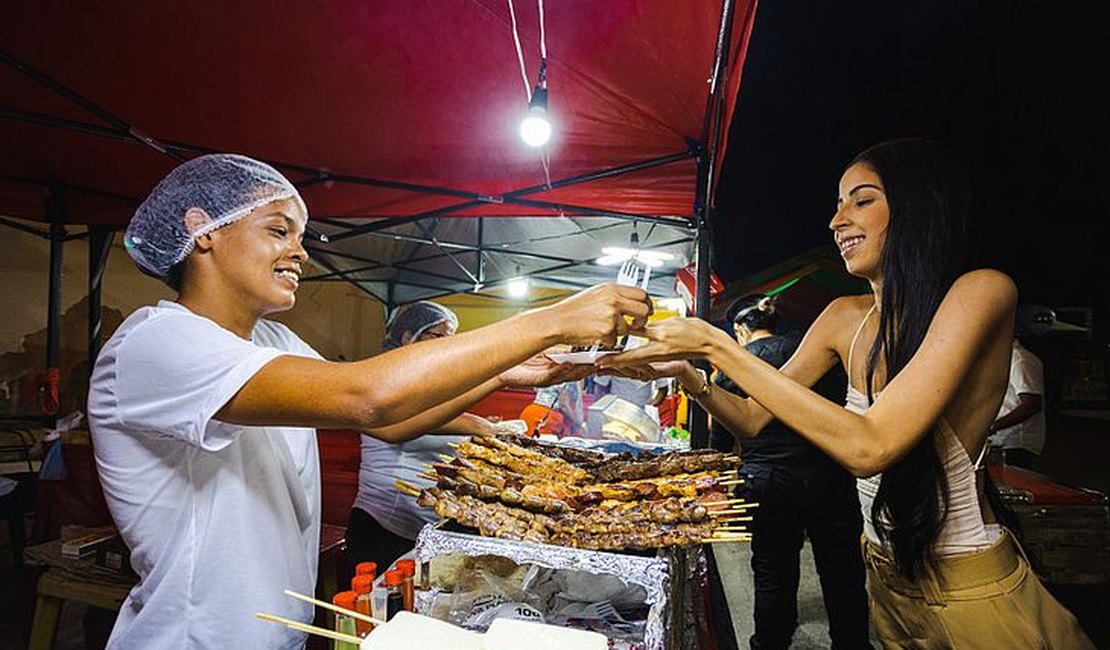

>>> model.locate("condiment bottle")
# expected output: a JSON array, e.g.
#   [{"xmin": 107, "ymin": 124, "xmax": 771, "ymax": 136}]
[
  {"xmin": 383, "ymin": 568, "xmax": 405, "ymax": 621},
  {"xmin": 331, "ymin": 590, "xmax": 359, "ymax": 650},
  {"xmin": 394, "ymin": 559, "xmax": 416, "ymax": 612},
  {"xmin": 355, "ymin": 561, "xmax": 377, "ymax": 579},
  {"xmin": 351, "ymin": 575, "xmax": 376, "ymax": 636}
]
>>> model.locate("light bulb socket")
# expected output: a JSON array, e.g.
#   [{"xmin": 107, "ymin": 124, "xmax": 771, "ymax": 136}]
[{"xmin": 529, "ymin": 85, "xmax": 548, "ymax": 112}]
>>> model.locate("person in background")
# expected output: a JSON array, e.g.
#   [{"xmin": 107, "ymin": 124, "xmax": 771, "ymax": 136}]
[
  {"xmin": 989, "ymin": 337, "xmax": 1046, "ymax": 470},
  {"xmin": 347, "ymin": 301, "xmax": 507, "ymax": 580},
  {"xmin": 88, "ymin": 154, "xmax": 649, "ymax": 650},
  {"xmin": 602, "ymin": 138, "xmax": 1093, "ymax": 648},
  {"xmin": 594, "ymin": 373, "xmax": 655, "ymax": 408},
  {"xmin": 699, "ymin": 293, "xmax": 872, "ymax": 649},
  {"xmin": 528, "ymin": 379, "xmax": 588, "ymax": 437}
]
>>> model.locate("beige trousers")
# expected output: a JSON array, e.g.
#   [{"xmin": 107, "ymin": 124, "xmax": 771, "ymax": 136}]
[{"xmin": 862, "ymin": 530, "xmax": 1095, "ymax": 649}]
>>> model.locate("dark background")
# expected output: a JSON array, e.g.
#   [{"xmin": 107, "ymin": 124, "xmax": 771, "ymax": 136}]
[{"xmin": 714, "ymin": 0, "xmax": 1109, "ymax": 341}]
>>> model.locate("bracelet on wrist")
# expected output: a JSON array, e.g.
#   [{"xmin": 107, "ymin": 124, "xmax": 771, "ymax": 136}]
[{"xmin": 688, "ymin": 368, "xmax": 712, "ymax": 399}]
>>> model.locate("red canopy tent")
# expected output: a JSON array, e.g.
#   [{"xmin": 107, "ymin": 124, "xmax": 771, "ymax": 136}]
[
  {"xmin": 1, "ymin": 1, "xmax": 757, "ymax": 441},
  {"xmin": 2, "ymin": 1, "xmax": 754, "ymax": 224}
]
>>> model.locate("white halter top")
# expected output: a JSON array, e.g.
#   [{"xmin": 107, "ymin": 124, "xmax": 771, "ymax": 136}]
[{"xmin": 845, "ymin": 305, "xmax": 1000, "ymax": 555}]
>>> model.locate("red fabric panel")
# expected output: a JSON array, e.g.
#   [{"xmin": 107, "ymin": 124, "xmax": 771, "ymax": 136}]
[
  {"xmin": 989, "ymin": 464, "xmax": 1105, "ymax": 506},
  {"xmin": 317, "ymin": 429, "xmax": 361, "ymax": 527},
  {"xmin": 32, "ymin": 440, "xmax": 114, "ymax": 543},
  {"xmin": 470, "ymin": 388, "xmax": 538, "ymax": 421},
  {"xmin": 1, "ymin": 1, "xmax": 757, "ymax": 226}
]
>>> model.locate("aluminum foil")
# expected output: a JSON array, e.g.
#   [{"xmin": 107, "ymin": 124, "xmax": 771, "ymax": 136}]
[{"xmin": 415, "ymin": 524, "xmax": 674, "ymax": 649}]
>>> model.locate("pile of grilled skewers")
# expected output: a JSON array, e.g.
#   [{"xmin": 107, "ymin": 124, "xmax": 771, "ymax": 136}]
[{"xmin": 395, "ymin": 434, "xmax": 753, "ymax": 550}]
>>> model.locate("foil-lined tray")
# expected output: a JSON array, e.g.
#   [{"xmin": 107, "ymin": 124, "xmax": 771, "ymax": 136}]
[{"xmin": 415, "ymin": 523, "xmax": 686, "ymax": 650}]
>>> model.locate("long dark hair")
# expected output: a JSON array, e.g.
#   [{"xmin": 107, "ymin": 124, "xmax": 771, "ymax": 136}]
[{"xmin": 855, "ymin": 138, "xmax": 977, "ymax": 580}]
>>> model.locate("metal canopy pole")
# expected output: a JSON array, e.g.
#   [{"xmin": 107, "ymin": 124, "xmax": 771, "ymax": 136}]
[
  {"xmin": 687, "ymin": 0, "xmax": 738, "ymax": 452},
  {"xmin": 1, "ymin": 51, "xmax": 181, "ymax": 161},
  {"xmin": 45, "ymin": 182, "xmax": 66, "ymax": 425},
  {"xmin": 88, "ymin": 226, "xmax": 115, "ymax": 371},
  {"xmin": 477, "ymin": 217, "xmax": 485, "ymax": 288}
]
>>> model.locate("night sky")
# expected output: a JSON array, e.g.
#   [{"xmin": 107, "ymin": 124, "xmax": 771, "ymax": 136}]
[{"xmin": 714, "ymin": 1, "xmax": 1108, "ymax": 328}]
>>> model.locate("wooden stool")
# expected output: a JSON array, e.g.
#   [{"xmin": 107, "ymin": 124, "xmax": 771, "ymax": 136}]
[{"xmin": 28, "ymin": 569, "xmax": 131, "ymax": 650}]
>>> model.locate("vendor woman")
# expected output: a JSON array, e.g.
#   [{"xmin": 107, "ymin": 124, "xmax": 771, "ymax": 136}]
[{"xmin": 88, "ymin": 154, "xmax": 650, "ymax": 649}]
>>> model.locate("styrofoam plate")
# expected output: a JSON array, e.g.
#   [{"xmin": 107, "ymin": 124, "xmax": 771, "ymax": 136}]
[{"xmin": 544, "ymin": 349, "xmax": 620, "ymax": 364}]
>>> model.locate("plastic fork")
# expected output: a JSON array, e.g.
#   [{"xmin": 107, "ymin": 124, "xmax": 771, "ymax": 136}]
[
  {"xmin": 613, "ymin": 258, "xmax": 651, "ymax": 350},
  {"xmin": 582, "ymin": 258, "xmax": 653, "ymax": 358},
  {"xmin": 616, "ymin": 258, "xmax": 652, "ymax": 290}
]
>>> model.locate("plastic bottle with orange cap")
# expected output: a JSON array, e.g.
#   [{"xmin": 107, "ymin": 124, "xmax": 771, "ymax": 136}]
[
  {"xmin": 351, "ymin": 561, "xmax": 377, "ymax": 636},
  {"xmin": 394, "ymin": 558, "xmax": 416, "ymax": 612},
  {"xmin": 331, "ymin": 590, "xmax": 359, "ymax": 650},
  {"xmin": 383, "ymin": 568, "xmax": 406, "ymax": 621}
]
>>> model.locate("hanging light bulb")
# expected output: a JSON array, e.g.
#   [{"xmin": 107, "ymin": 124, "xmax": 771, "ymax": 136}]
[
  {"xmin": 594, "ymin": 226, "xmax": 675, "ymax": 266},
  {"xmin": 507, "ymin": 276, "xmax": 530, "ymax": 298},
  {"xmin": 520, "ymin": 85, "xmax": 551, "ymax": 147}
]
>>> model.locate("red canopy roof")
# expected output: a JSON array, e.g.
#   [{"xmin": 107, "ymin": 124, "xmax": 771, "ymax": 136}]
[{"xmin": 1, "ymin": 1, "xmax": 756, "ymax": 228}]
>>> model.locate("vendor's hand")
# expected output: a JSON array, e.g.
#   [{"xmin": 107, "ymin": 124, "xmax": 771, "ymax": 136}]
[
  {"xmin": 499, "ymin": 353, "xmax": 593, "ymax": 389},
  {"xmin": 545, "ymin": 283, "xmax": 653, "ymax": 348},
  {"xmin": 598, "ymin": 317, "xmax": 719, "ymax": 368}
]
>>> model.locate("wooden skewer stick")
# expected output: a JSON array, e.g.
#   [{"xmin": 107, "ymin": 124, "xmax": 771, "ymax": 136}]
[
  {"xmin": 256, "ymin": 612, "xmax": 362, "ymax": 645},
  {"xmin": 283, "ymin": 589, "xmax": 386, "ymax": 627},
  {"xmin": 437, "ymin": 453, "xmax": 454, "ymax": 462},
  {"xmin": 711, "ymin": 502, "xmax": 759, "ymax": 511},
  {"xmin": 447, "ymin": 442, "xmax": 460, "ymax": 448},
  {"xmin": 704, "ymin": 536, "xmax": 753, "ymax": 543},
  {"xmin": 394, "ymin": 480, "xmax": 421, "ymax": 497},
  {"xmin": 415, "ymin": 472, "xmax": 439, "ymax": 483}
]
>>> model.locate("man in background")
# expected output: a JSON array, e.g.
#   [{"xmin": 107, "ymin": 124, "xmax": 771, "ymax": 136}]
[{"xmin": 990, "ymin": 337, "xmax": 1046, "ymax": 470}]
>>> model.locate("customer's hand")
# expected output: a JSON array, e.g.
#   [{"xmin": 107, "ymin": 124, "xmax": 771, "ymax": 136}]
[
  {"xmin": 599, "ymin": 317, "xmax": 720, "ymax": 368},
  {"xmin": 499, "ymin": 353, "xmax": 593, "ymax": 389}
]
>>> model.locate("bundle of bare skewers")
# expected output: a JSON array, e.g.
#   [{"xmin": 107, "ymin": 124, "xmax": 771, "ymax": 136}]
[{"xmin": 395, "ymin": 434, "xmax": 753, "ymax": 550}]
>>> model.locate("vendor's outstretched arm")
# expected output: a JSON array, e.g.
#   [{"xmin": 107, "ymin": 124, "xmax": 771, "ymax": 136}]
[
  {"xmin": 361, "ymin": 378, "xmax": 502, "ymax": 440},
  {"xmin": 217, "ymin": 284, "xmax": 647, "ymax": 436}
]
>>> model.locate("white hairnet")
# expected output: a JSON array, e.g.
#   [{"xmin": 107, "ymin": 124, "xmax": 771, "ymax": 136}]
[
  {"xmin": 124, "ymin": 153, "xmax": 308, "ymax": 284},
  {"xmin": 384, "ymin": 301, "xmax": 459, "ymax": 349}
]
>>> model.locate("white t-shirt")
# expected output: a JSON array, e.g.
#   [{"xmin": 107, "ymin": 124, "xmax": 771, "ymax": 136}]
[
  {"xmin": 593, "ymin": 375, "xmax": 655, "ymax": 407},
  {"xmin": 992, "ymin": 340, "xmax": 1046, "ymax": 454},
  {"xmin": 353, "ymin": 434, "xmax": 466, "ymax": 540},
  {"xmin": 88, "ymin": 301, "xmax": 322, "ymax": 650}
]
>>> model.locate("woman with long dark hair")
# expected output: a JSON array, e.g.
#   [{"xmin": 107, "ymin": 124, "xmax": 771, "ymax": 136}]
[{"xmin": 602, "ymin": 139, "xmax": 1093, "ymax": 648}]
